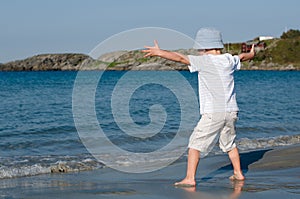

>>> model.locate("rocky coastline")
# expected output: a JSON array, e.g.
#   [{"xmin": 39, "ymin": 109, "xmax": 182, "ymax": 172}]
[
  {"xmin": 0, "ymin": 49, "xmax": 298, "ymax": 71},
  {"xmin": 1, "ymin": 34, "xmax": 300, "ymax": 71},
  {"xmin": 0, "ymin": 29, "xmax": 300, "ymax": 71}
]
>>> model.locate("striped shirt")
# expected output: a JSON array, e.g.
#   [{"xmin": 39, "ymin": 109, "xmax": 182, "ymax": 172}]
[{"xmin": 188, "ymin": 53, "xmax": 241, "ymax": 114}]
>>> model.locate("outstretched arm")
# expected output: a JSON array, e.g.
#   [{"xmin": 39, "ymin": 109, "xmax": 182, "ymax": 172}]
[
  {"xmin": 142, "ymin": 40, "xmax": 190, "ymax": 65},
  {"xmin": 239, "ymin": 44, "xmax": 256, "ymax": 62}
]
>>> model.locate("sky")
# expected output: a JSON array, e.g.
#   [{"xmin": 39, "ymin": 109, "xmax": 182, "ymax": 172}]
[{"xmin": 1, "ymin": 0, "xmax": 299, "ymax": 63}]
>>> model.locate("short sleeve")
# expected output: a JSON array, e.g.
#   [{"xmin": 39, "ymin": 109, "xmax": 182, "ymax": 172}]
[
  {"xmin": 232, "ymin": 55, "xmax": 241, "ymax": 70},
  {"xmin": 187, "ymin": 55, "xmax": 208, "ymax": 73}
]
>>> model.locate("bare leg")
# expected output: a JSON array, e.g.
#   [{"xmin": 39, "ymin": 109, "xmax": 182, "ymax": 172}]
[
  {"xmin": 174, "ymin": 148, "xmax": 199, "ymax": 186},
  {"xmin": 228, "ymin": 147, "xmax": 245, "ymax": 180}
]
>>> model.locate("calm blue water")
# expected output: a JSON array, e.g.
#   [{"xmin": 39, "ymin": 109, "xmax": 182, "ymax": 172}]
[{"xmin": 0, "ymin": 71, "xmax": 299, "ymax": 178}]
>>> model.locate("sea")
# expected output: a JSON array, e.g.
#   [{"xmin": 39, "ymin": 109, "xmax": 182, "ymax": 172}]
[{"xmin": 0, "ymin": 70, "xmax": 299, "ymax": 178}]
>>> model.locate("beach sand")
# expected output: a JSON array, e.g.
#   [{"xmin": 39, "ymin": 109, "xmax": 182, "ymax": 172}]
[{"xmin": 1, "ymin": 145, "xmax": 300, "ymax": 199}]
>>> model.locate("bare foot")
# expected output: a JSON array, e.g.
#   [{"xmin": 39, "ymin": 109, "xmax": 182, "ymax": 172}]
[
  {"xmin": 229, "ymin": 173, "xmax": 245, "ymax": 181},
  {"xmin": 174, "ymin": 178, "xmax": 196, "ymax": 187}
]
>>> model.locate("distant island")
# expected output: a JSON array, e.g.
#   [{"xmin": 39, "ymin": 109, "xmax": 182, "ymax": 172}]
[{"xmin": 1, "ymin": 29, "xmax": 300, "ymax": 71}]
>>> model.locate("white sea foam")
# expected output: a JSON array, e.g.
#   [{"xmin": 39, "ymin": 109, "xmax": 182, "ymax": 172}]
[{"xmin": 0, "ymin": 134, "xmax": 299, "ymax": 179}]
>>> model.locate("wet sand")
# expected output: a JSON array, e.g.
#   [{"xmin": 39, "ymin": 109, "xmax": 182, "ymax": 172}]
[{"xmin": 1, "ymin": 145, "xmax": 300, "ymax": 199}]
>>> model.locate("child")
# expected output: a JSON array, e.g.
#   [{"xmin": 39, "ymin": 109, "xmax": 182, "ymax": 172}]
[{"xmin": 142, "ymin": 27, "xmax": 255, "ymax": 187}]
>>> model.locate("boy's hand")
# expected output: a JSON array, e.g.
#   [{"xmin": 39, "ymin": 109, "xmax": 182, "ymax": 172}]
[
  {"xmin": 239, "ymin": 44, "xmax": 256, "ymax": 62},
  {"xmin": 142, "ymin": 40, "xmax": 161, "ymax": 57},
  {"xmin": 141, "ymin": 40, "xmax": 190, "ymax": 64},
  {"xmin": 250, "ymin": 44, "xmax": 255, "ymax": 55}
]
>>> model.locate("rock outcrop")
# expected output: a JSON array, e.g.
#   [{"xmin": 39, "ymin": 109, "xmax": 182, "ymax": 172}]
[
  {"xmin": 0, "ymin": 50, "xmax": 197, "ymax": 71},
  {"xmin": 0, "ymin": 54, "xmax": 90, "ymax": 71}
]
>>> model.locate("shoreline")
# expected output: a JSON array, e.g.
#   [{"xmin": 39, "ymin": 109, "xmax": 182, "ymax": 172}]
[
  {"xmin": 1, "ymin": 144, "xmax": 299, "ymax": 199},
  {"xmin": 1, "ymin": 50, "xmax": 299, "ymax": 71},
  {"xmin": 0, "ymin": 68, "xmax": 299, "ymax": 72},
  {"xmin": 2, "ymin": 34, "xmax": 300, "ymax": 71}
]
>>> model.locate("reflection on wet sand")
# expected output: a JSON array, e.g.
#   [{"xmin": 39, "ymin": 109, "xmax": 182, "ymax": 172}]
[{"xmin": 177, "ymin": 179, "xmax": 245, "ymax": 199}]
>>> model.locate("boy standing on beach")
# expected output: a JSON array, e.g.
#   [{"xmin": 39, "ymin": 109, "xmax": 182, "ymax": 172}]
[{"xmin": 142, "ymin": 28, "xmax": 255, "ymax": 187}]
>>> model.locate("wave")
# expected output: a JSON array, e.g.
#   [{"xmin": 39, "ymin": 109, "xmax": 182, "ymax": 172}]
[
  {"xmin": 0, "ymin": 134, "xmax": 299, "ymax": 179},
  {"xmin": 0, "ymin": 154, "xmax": 103, "ymax": 179},
  {"xmin": 237, "ymin": 134, "xmax": 300, "ymax": 151}
]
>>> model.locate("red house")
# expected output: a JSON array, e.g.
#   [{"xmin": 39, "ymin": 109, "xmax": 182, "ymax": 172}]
[{"xmin": 241, "ymin": 41, "xmax": 266, "ymax": 53}]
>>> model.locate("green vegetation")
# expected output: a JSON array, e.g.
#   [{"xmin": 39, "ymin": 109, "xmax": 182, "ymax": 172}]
[
  {"xmin": 265, "ymin": 38, "xmax": 300, "ymax": 65},
  {"xmin": 249, "ymin": 30, "xmax": 300, "ymax": 69},
  {"xmin": 281, "ymin": 29, "xmax": 300, "ymax": 39},
  {"xmin": 107, "ymin": 61, "xmax": 118, "ymax": 68},
  {"xmin": 228, "ymin": 29, "xmax": 300, "ymax": 70},
  {"xmin": 223, "ymin": 43, "xmax": 241, "ymax": 55}
]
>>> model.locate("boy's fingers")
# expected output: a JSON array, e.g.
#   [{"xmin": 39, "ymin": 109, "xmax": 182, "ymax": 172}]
[
  {"xmin": 251, "ymin": 44, "xmax": 256, "ymax": 55},
  {"xmin": 154, "ymin": 40, "xmax": 159, "ymax": 48},
  {"xmin": 142, "ymin": 41, "xmax": 159, "ymax": 57},
  {"xmin": 143, "ymin": 52, "xmax": 151, "ymax": 58}
]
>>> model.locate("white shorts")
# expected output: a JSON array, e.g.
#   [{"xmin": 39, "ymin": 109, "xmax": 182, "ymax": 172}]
[{"xmin": 188, "ymin": 112, "xmax": 238, "ymax": 157}]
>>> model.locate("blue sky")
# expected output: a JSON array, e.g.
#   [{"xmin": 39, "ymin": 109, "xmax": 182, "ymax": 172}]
[{"xmin": 1, "ymin": 0, "xmax": 299, "ymax": 63}]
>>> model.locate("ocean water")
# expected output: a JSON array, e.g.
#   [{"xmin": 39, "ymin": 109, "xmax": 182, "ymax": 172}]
[{"xmin": 0, "ymin": 71, "xmax": 299, "ymax": 178}]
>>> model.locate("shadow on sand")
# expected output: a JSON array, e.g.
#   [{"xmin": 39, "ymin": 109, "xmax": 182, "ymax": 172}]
[{"xmin": 201, "ymin": 149, "xmax": 271, "ymax": 181}]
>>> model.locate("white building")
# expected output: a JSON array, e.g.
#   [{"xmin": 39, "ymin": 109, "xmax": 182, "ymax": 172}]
[{"xmin": 259, "ymin": 36, "xmax": 274, "ymax": 41}]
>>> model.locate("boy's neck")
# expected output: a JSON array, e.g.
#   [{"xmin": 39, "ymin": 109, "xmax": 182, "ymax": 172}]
[{"xmin": 199, "ymin": 49, "xmax": 222, "ymax": 55}]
